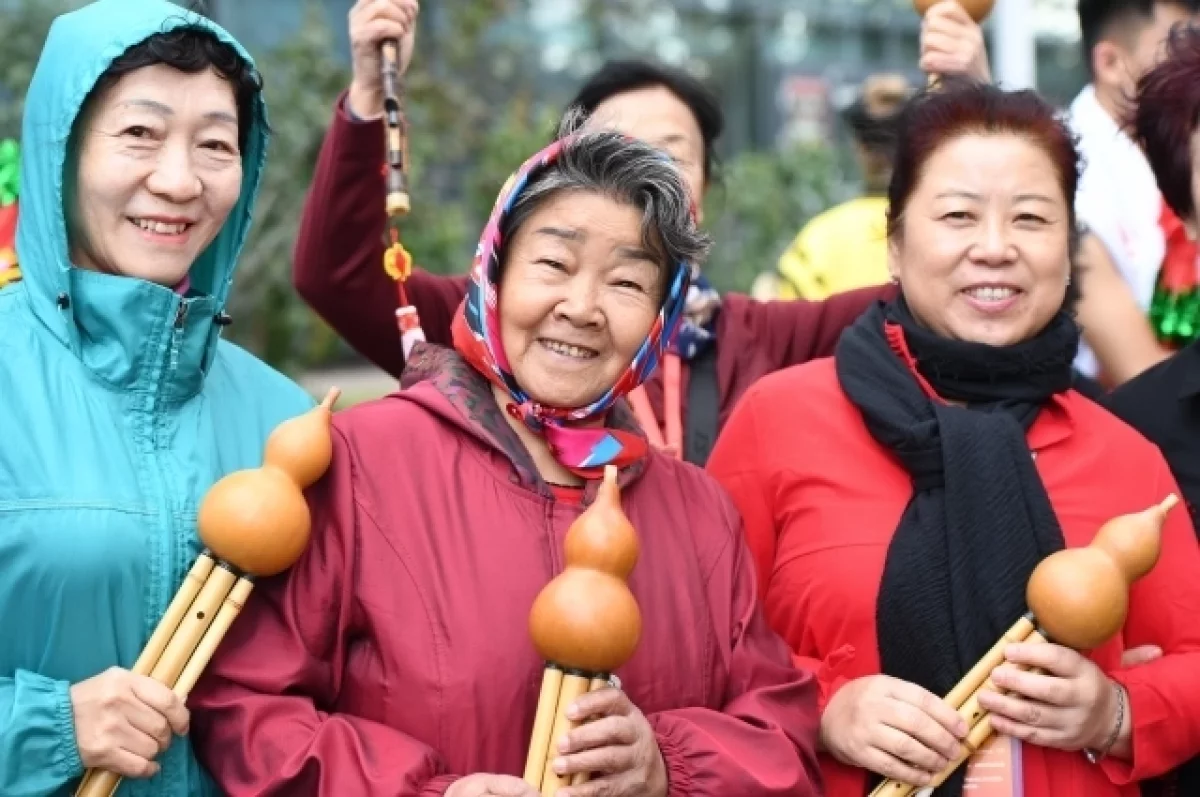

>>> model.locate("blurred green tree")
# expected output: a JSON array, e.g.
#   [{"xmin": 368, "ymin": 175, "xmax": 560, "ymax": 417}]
[{"xmin": 0, "ymin": 0, "xmax": 845, "ymax": 374}]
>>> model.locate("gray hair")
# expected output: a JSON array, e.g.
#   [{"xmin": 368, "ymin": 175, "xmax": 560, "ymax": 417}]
[{"xmin": 499, "ymin": 108, "xmax": 711, "ymax": 294}]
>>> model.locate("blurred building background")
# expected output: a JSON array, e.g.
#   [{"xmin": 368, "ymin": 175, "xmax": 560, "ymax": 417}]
[
  {"xmin": 0, "ymin": 0, "xmax": 1091, "ymax": 378},
  {"xmin": 212, "ymin": 0, "xmax": 1087, "ymax": 155}
]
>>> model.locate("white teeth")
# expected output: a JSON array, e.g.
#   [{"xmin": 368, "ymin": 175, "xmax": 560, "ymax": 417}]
[
  {"xmin": 966, "ymin": 286, "xmax": 1017, "ymax": 302},
  {"xmin": 541, "ymin": 339, "xmax": 596, "ymax": 359},
  {"xmin": 134, "ymin": 219, "xmax": 188, "ymax": 235}
]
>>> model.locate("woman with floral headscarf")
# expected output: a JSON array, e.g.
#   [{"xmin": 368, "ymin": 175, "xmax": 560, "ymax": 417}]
[{"xmin": 189, "ymin": 123, "xmax": 821, "ymax": 797}]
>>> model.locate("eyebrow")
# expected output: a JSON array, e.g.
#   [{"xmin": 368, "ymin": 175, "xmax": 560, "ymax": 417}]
[
  {"xmin": 654, "ymin": 133, "xmax": 688, "ymax": 146},
  {"xmin": 533, "ymin": 227, "xmax": 659, "ymax": 264},
  {"xmin": 935, "ymin": 189, "xmax": 1056, "ymax": 204},
  {"xmin": 122, "ymin": 99, "xmax": 238, "ymax": 126},
  {"xmin": 615, "ymin": 245, "xmax": 660, "ymax": 264}
]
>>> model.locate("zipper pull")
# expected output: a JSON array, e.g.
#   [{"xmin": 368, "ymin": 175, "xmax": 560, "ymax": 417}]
[{"xmin": 174, "ymin": 300, "xmax": 187, "ymax": 329}]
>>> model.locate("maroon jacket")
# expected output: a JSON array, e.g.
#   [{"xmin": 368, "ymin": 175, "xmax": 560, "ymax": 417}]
[
  {"xmin": 189, "ymin": 345, "xmax": 823, "ymax": 796},
  {"xmin": 292, "ymin": 93, "xmax": 896, "ymax": 434}
]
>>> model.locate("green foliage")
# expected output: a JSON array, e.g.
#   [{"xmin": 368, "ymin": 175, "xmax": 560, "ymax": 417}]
[
  {"xmin": 225, "ymin": 4, "xmax": 353, "ymax": 370},
  {"xmin": 703, "ymin": 144, "xmax": 847, "ymax": 293},
  {"xmin": 0, "ymin": 0, "xmax": 83, "ymax": 140}
]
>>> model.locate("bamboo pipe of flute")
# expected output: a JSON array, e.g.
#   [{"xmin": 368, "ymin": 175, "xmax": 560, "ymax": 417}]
[
  {"xmin": 872, "ymin": 629, "xmax": 1048, "ymax": 797},
  {"xmin": 868, "ymin": 615, "xmax": 1037, "ymax": 797},
  {"xmin": 74, "ymin": 555, "xmax": 217, "ymax": 796},
  {"xmin": 171, "ymin": 577, "xmax": 255, "ymax": 699},
  {"xmin": 540, "ymin": 673, "xmax": 594, "ymax": 795},
  {"xmin": 568, "ymin": 677, "xmax": 614, "ymax": 787},
  {"xmin": 77, "ymin": 564, "xmax": 239, "ymax": 797},
  {"xmin": 525, "ymin": 666, "xmax": 566, "ymax": 786},
  {"xmin": 87, "ymin": 578, "xmax": 258, "ymax": 797}
]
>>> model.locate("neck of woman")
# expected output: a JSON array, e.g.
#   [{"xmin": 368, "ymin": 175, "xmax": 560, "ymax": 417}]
[{"xmin": 490, "ymin": 384, "xmax": 592, "ymax": 488}]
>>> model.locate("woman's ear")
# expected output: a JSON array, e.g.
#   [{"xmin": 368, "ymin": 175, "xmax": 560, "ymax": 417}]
[{"xmin": 887, "ymin": 236, "xmax": 902, "ymax": 284}]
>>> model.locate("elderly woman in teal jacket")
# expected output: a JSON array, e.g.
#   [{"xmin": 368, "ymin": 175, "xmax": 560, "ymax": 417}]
[{"xmin": 0, "ymin": 1, "xmax": 313, "ymax": 795}]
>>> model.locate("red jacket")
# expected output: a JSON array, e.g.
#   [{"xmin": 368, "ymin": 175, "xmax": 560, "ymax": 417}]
[
  {"xmin": 291, "ymin": 93, "xmax": 895, "ymax": 435},
  {"xmin": 707, "ymin": 357, "xmax": 1200, "ymax": 797},
  {"xmin": 189, "ymin": 345, "xmax": 823, "ymax": 796}
]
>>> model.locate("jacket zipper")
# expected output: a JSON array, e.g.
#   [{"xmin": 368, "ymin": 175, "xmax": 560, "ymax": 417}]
[
  {"xmin": 167, "ymin": 300, "xmax": 187, "ymax": 376},
  {"xmin": 140, "ymin": 298, "xmax": 190, "ymax": 792}
]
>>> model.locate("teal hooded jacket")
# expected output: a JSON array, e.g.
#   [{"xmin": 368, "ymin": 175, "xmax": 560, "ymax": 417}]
[{"xmin": 0, "ymin": 2, "xmax": 315, "ymax": 795}]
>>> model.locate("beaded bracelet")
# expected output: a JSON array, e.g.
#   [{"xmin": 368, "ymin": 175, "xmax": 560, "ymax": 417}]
[{"xmin": 1084, "ymin": 682, "xmax": 1127, "ymax": 764}]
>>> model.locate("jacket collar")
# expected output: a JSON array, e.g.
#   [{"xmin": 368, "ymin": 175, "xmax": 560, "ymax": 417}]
[{"xmin": 400, "ymin": 343, "xmax": 648, "ymax": 501}]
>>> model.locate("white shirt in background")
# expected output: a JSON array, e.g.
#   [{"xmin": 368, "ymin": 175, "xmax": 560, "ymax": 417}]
[{"xmin": 1067, "ymin": 85, "xmax": 1165, "ymax": 378}]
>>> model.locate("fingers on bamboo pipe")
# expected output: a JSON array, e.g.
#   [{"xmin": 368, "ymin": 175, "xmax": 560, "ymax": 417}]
[
  {"xmin": 77, "ymin": 564, "xmax": 238, "ymax": 797},
  {"xmin": 870, "ymin": 624, "xmax": 1045, "ymax": 797},
  {"xmin": 172, "ymin": 578, "xmax": 255, "ymax": 699},
  {"xmin": 525, "ymin": 667, "xmax": 566, "ymax": 786},
  {"xmin": 568, "ymin": 677, "xmax": 613, "ymax": 787},
  {"xmin": 925, "ymin": 631, "xmax": 1051, "ymax": 791},
  {"xmin": 540, "ymin": 674, "xmax": 593, "ymax": 795}
]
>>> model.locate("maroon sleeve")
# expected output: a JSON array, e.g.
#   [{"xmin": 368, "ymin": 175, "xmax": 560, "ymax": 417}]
[
  {"xmin": 188, "ymin": 428, "xmax": 461, "ymax": 797},
  {"xmin": 731, "ymin": 282, "xmax": 897, "ymax": 369},
  {"xmin": 292, "ymin": 91, "xmax": 469, "ymax": 379},
  {"xmin": 645, "ymin": 496, "xmax": 822, "ymax": 797}
]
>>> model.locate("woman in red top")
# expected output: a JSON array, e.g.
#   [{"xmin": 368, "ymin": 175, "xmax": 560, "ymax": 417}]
[
  {"xmin": 292, "ymin": 0, "xmax": 893, "ymax": 465},
  {"xmin": 708, "ymin": 81, "xmax": 1200, "ymax": 797},
  {"xmin": 190, "ymin": 123, "xmax": 821, "ymax": 797}
]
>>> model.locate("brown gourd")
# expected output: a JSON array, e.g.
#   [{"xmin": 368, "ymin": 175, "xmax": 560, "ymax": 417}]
[
  {"xmin": 197, "ymin": 387, "xmax": 340, "ymax": 576},
  {"xmin": 528, "ymin": 466, "xmax": 641, "ymax": 674},
  {"xmin": 913, "ymin": 0, "xmax": 996, "ymax": 22},
  {"xmin": 1026, "ymin": 493, "xmax": 1177, "ymax": 650}
]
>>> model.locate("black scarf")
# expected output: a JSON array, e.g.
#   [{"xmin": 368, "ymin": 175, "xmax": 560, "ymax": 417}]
[{"xmin": 834, "ymin": 298, "xmax": 1078, "ymax": 797}]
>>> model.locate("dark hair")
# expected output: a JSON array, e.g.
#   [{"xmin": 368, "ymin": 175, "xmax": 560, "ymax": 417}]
[
  {"xmin": 843, "ymin": 75, "xmax": 913, "ymax": 193},
  {"xmin": 1078, "ymin": 0, "xmax": 1200, "ymax": 75},
  {"xmin": 564, "ymin": 59, "xmax": 724, "ymax": 186},
  {"xmin": 887, "ymin": 80, "xmax": 1084, "ymax": 308},
  {"xmin": 85, "ymin": 26, "xmax": 262, "ymax": 151},
  {"xmin": 1134, "ymin": 23, "xmax": 1200, "ymax": 220}
]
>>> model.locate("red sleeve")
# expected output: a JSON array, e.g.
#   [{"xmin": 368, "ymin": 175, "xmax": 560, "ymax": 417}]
[
  {"xmin": 732, "ymin": 283, "xmax": 896, "ymax": 369},
  {"xmin": 1101, "ymin": 459, "xmax": 1200, "ymax": 785},
  {"xmin": 188, "ymin": 428, "xmax": 461, "ymax": 796},
  {"xmin": 291, "ymin": 91, "xmax": 469, "ymax": 379},
  {"xmin": 645, "ymin": 490, "xmax": 822, "ymax": 797},
  {"xmin": 706, "ymin": 383, "xmax": 854, "ymax": 713}
]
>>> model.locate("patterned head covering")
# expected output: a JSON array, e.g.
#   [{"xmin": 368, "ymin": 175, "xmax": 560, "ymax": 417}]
[{"xmin": 452, "ymin": 134, "xmax": 693, "ymax": 479}]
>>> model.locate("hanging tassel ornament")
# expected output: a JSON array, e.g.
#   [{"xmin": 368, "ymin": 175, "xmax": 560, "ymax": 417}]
[{"xmin": 379, "ymin": 37, "xmax": 424, "ymax": 361}]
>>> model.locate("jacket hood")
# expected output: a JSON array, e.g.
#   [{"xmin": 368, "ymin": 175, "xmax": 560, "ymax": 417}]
[{"xmin": 15, "ymin": 0, "xmax": 267, "ymax": 395}]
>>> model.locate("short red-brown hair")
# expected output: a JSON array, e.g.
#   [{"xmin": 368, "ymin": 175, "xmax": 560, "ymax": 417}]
[
  {"xmin": 1134, "ymin": 23, "xmax": 1200, "ymax": 221},
  {"xmin": 885, "ymin": 79, "xmax": 1081, "ymax": 241}
]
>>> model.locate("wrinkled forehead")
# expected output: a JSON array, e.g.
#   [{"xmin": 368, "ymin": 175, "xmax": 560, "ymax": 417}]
[{"xmin": 77, "ymin": 64, "xmax": 238, "ymax": 129}]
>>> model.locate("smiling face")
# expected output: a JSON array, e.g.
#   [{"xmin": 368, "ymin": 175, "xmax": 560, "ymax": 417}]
[
  {"xmin": 890, "ymin": 133, "xmax": 1071, "ymax": 347},
  {"xmin": 589, "ymin": 86, "xmax": 706, "ymax": 218},
  {"xmin": 497, "ymin": 190, "xmax": 666, "ymax": 410},
  {"xmin": 68, "ymin": 63, "xmax": 243, "ymax": 288}
]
